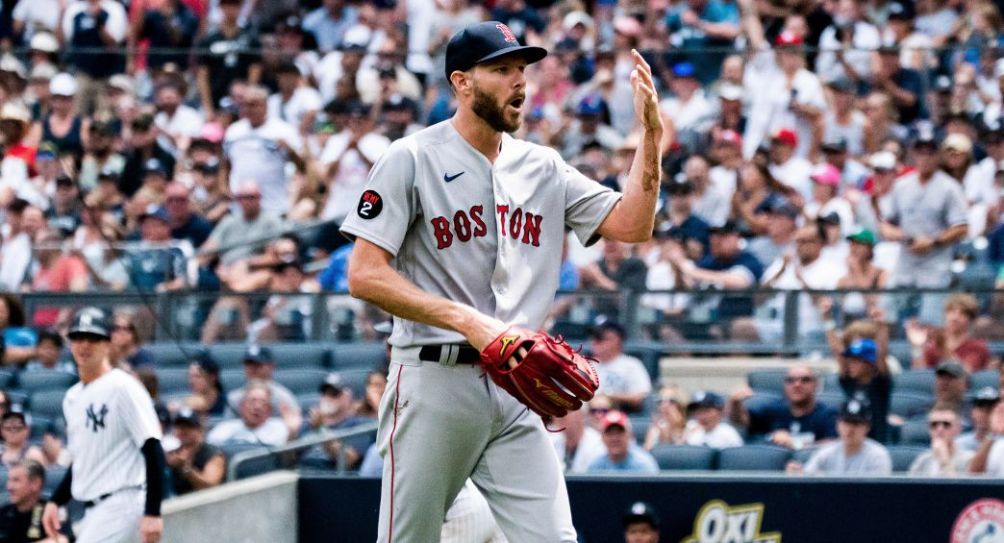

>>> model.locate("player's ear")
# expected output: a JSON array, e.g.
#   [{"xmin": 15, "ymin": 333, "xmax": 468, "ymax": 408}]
[{"xmin": 450, "ymin": 69, "xmax": 472, "ymax": 95}]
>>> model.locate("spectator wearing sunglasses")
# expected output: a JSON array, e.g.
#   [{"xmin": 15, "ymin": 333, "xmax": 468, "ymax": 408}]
[
  {"xmin": 727, "ymin": 365, "xmax": 837, "ymax": 449},
  {"xmin": 909, "ymin": 404, "xmax": 973, "ymax": 476}
]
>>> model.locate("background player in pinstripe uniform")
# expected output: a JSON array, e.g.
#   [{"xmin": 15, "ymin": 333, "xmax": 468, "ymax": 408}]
[{"xmin": 41, "ymin": 307, "xmax": 165, "ymax": 543}]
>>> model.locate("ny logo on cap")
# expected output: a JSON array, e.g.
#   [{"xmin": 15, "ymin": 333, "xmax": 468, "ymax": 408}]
[{"xmin": 496, "ymin": 23, "xmax": 517, "ymax": 43}]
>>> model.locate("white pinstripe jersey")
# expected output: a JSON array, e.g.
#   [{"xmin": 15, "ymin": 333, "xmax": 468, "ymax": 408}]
[
  {"xmin": 63, "ymin": 369, "xmax": 162, "ymax": 501},
  {"xmin": 340, "ymin": 121, "xmax": 621, "ymax": 348}
]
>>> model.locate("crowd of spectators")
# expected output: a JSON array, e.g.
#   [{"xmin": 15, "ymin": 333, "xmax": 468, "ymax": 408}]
[{"xmin": 0, "ymin": 0, "xmax": 1004, "ymax": 525}]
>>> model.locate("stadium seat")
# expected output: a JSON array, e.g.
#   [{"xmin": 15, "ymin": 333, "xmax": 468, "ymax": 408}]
[
  {"xmin": 156, "ymin": 368, "xmax": 191, "ymax": 394},
  {"xmin": 29, "ymin": 390, "xmax": 67, "ymax": 419},
  {"xmin": 0, "ymin": 468, "xmax": 7, "ymax": 504},
  {"xmin": 717, "ymin": 445, "xmax": 792, "ymax": 471},
  {"xmin": 0, "ymin": 369, "xmax": 13, "ymax": 390},
  {"xmin": 328, "ymin": 343, "xmax": 386, "ymax": 370},
  {"xmin": 887, "ymin": 445, "xmax": 927, "ymax": 473},
  {"xmin": 629, "ymin": 416, "xmax": 650, "ymax": 444},
  {"xmin": 218, "ymin": 442, "xmax": 277, "ymax": 480},
  {"xmin": 269, "ymin": 344, "xmax": 330, "ymax": 369},
  {"xmin": 890, "ymin": 392, "xmax": 933, "ymax": 419},
  {"xmin": 549, "ymin": 321, "xmax": 590, "ymax": 342},
  {"xmin": 971, "ymin": 370, "xmax": 998, "ymax": 391},
  {"xmin": 747, "ymin": 370, "xmax": 788, "ymax": 395},
  {"xmin": 297, "ymin": 393, "xmax": 321, "ymax": 412},
  {"xmin": 220, "ymin": 369, "xmax": 247, "ymax": 393},
  {"xmin": 273, "ymin": 369, "xmax": 328, "ymax": 395},
  {"xmin": 815, "ymin": 390, "xmax": 845, "ymax": 412},
  {"xmin": 210, "ymin": 344, "xmax": 254, "ymax": 369},
  {"xmin": 17, "ymin": 371, "xmax": 76, "ymax": 394},
  {"xmin": 820, "ymin": 373, "xmax": 840, "ymax": 393},
  {"xmin": 894, "ymin": 370, "xmax": 936, "ymax": 395},
  {"xmin": 649, "ymin": 444, "xmax": 717, "ymax": 471},
  {"xmin": 743, "ymin": 392, "xmax": 783, "ymax": 414},
  {"xmin": 792, "ymin": 447, "xmax": 817, "ymax": 465},
  {"xmin": 44, "ymin": 465, "xmax": 67, "ymax": 498},
  {"xmin": 145, "ymin": 342, "xmax": 204, "ymax": 367},
  {"xmin": 29, "ymin": 415, "xmax": 53, "ymax": 441},
  {"xmin": 6, "ymin": 391, "xmax": 27, "ymax": 408},
  {"xmin": 330, "ymin": 369, "xmax": 372, "ymax": 399},
  {"xmin": 898, "ymin": 418, "xmax": 931, "ymax": 446}
]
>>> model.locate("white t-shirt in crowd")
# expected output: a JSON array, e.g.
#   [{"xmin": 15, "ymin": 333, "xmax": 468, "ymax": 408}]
[
  {"xmin": 593, "ymin": 353, "xmax": 653, "ymax": 398},
  {"xmin": 268, "ymin": 87, "xmax": 323, "ymax": 129},
  {"xmin": 319, "ymin": 130, "xmax": 391, "ymax": 223},
  {"xmin": 224, "ymin": 118, "xmax": 303, "ymax": 215},
  {"xmin": 550, "ymin": 426, "xmax": 607, "ymax": 474},
  {"xmin": 683, "ymin": 420, "xmax": 744, "ymax": 449},
  {"xmin": 206, "ymin": 418, "xmax": 288, "ymax": 447}
]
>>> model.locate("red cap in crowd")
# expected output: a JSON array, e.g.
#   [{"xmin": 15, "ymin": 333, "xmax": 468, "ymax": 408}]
[{"xmin": 771, "ymin": 128, "xmax": 798, "ymax": 148}]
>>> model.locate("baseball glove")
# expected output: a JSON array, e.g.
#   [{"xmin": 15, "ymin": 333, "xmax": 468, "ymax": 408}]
[{"xmin": 480, "ymin": 327, "xmax": 600, "ymax": 418}]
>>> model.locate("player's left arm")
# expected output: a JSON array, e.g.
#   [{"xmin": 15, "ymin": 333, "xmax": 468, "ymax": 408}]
[
  {"xmin": 596, "ymin": 49, "xmax": 663, "ymax": 243},
  {"xmin": 121, "ymin": 384, "xmax": 166, "ymax": 543}
]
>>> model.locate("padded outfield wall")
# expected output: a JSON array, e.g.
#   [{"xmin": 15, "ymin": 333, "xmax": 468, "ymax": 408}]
[{"xmin": 298, "ymin": 474, "xmax": 1004, "ymax": 542}]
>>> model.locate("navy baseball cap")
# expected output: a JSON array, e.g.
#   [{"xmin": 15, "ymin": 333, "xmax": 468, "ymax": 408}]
[
  {"xmin": 688, "ymin": 391, "xmax": 724, "ymax": 410},
  {"xmin": 840, "ymin": 398, "xmax": 872, "ymax": 423},
  {"xmin": 243, "ymin": 344, "xmax": 274, "ymax": 364},
  {"xmin": 444, "ymin": 21, "xmax": 547, "ymax": 82},
  {"xmin": 140, "ymin": 204, "xmax": 170, "ymax": 224},
  {"xmin": 623, "ymin": 501, "xmax": 660, "ymax": 528},
  {"xmin": 67, "ymin": 307, "xmax": 112, "ymax": 340}
]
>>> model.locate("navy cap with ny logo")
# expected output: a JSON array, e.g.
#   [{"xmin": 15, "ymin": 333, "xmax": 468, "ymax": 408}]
[{"xmin": 444, "ymin": 21, "xmax": 548, "ymax": 82}]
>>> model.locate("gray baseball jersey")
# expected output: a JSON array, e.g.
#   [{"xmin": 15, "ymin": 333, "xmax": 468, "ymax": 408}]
[
  {"xmin": 63, "ymin": 368, "xmax": 162, "ymax": 501},
  {"xmin": 340, "ymin": 120, "xmax": 620, "ymax": 347}
]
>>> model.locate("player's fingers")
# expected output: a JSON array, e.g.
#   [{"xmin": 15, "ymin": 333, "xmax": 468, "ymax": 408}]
[
  {"xmin": 631, "ymin": 49, "xmax": 652, "ymax": 74},
  {"xmin": 635, "ymin": 66, "xmax": 656, "ymax": 93}
]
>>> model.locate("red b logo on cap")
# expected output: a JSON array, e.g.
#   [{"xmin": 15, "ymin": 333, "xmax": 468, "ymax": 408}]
[{"xmin": 496, "ymin": 23, "xmax": 517, "ymax": 43}]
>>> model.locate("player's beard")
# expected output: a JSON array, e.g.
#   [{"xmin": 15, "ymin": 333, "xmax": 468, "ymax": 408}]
[{"xmin": 472, "ymin": 84, "xmax": 520, "ymax": 133}]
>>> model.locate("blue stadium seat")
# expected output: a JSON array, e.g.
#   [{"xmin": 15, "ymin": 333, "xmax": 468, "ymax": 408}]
[
  {"xmin": 44, "ymin": 465, "xmax": 67, "ymax": 498},
  {"xmin": 747, "ymin": 370, "xmax": 788, "ymax": 395},
  {"xmin": 297, "ymin": 393, "xmax": 321, "ymax": 412},
  {"xmin": 898, "ymin": 418, "xmax": 931, "ymax": 446},
  {"xmin": 156, "ymin": 368, "xmax": 191, "ymax": 394},
  {"xmin": 329, "ymin": 343, "xmax": 386, "ymax": 370},
  {"xmin": 220, "ymin": 369, "xmax": 246, "ymax": 392},
  {"xmin": 629, "ymin": 416, "xmax": 650, "ymax": 444},
  {"xmin": 971, "ymin": 370, "xmax": 998, "ymax": 391},
  {"xmin": 0, "ymin": 369, "xmax": 13, "ymax": 390},
  {"xmin": 717, "ymin": 445, "xmax": 792, "ymax": 471},
  {"xmin": 17, "ymin": 371, "xmax": 76, "ymax": 394},
  {"xmin": 649, "ymin": 444, "xmax": 717, "ymax": 471},
  {"xmin": 273, "ymin": 369, "xmax": 328, "ymax": 395},
  {"xmin": 743, "ymin": 392, "xmax": 783, "ymax": 414},
  {"xmin": 890, "ymin": 392, "xmax": 933, "ymax": 419},
  {"xmin": 888, "ymin": 445, "xmax": 927, "ymax": 473},
  {"xmin": 218, "ymin": 442, "xmax": 276, "ymax": 480},
  {"xmin": 792, "ymin": 446, "xmax": 817, "ymax": 465},
  {"xmin": 6, "ymin": 391, "xmax": 27, "ymax": 409},
  {"xmin": 329, "ymin": 369, "xmax": 372, "ymax": 399},
  {"xmin": 145, "ymin": 342, "xmax": 204, "ymax": 367},
  {"xmin": 269, "ymin": 344, "xmax": 330, "ymax": 369},
  {"xmin": 815, "ymin": 390, "xmax": 845, "ymax": 412},
  {"xmin": 210, "ymin": 344, "xmax": 254, "ymax": 369},
  {"xmin": 820, "ymin": 373, "xmax": 840, "ymax": 393},
  {"xmin": 29, "ymin": 390, "xmax": 67, "ymax": 419},
  {"xmin": 894, "ymin": 370, "xmax": 936, "ymax": 395},
  {"xmin": 29, "ymin": 415, "xmax": 53, "ymax": 441}
]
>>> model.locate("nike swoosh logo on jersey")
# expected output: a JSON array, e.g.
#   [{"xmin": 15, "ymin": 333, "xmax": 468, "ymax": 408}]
[{"xmin": 444, "ymin": 171, "xmax": 465, "ymax": 182}]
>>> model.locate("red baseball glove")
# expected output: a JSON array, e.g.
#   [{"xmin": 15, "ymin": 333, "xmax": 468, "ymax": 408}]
[{"xmin": 480, "ymin": 327, "xmax": 600, "ymax": 418}]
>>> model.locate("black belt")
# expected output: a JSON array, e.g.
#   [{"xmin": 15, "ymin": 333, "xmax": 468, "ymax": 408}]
[
  {"xmin": 83, "ymin": 492, "xmax": 113, "ymax": 509},
  {"xmin": 418, "ymin": 344, "xmax": 481, "ymax": 365},
  {"xmin": 82, "ymin": 486, "xmax": 141, "ymax": 508}
]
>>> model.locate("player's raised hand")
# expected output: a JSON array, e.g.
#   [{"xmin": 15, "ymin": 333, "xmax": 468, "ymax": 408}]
[
  {"xmin": 629, "ymin": 49, "xmax": 662, "ymax": 133},
  {"xmin": 41, "ymin": 502, "xmax": 61, "ymax": 539},
  {"xmin": 140, "ymin": 515, "xmax": 163, "ymax": 543}
]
